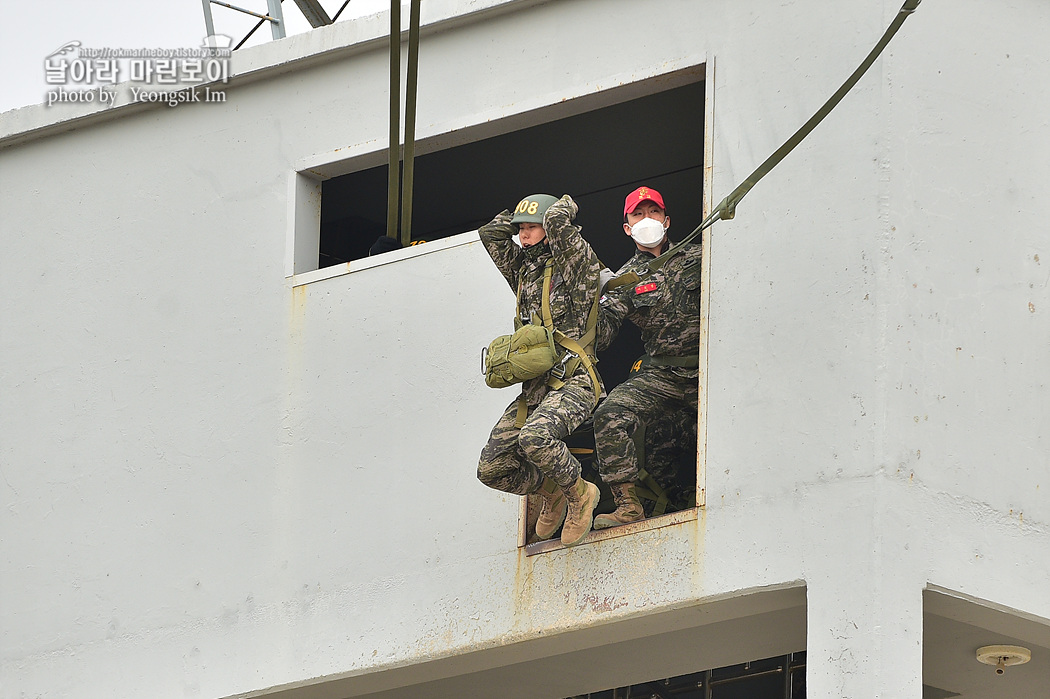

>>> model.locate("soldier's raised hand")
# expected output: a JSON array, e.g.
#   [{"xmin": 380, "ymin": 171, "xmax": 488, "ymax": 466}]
[{"xmin": 543, "ymin": 194, "xmax": 578, "ymax": 228}]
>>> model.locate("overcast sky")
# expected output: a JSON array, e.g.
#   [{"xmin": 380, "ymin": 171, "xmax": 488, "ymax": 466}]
[{"xmin": 0, "ymin": 0, "xmax": 390, "ymax": 114}]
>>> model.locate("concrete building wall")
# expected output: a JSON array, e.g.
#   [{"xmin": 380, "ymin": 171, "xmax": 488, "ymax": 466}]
[{"xmin": 2, "ymin": 1, "xmax": 1048, "ymax": 698}]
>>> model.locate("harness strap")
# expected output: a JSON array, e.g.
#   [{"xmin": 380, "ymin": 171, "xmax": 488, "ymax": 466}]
[
  {"xmin": 549, "ymin": 330, "xmax": 601, "ymax": 404},
  {"xmin": 540, "ymin": 259, "xmax": 554, "ymax": 330},
  {"xmin": 517, "ymin": 257, "xmax": 604, "ymax": 421},
  {"xmin": 514, "ymin": 258, "xmax": 554, "ymax": 328},
  {"xmin": 514, "ymin": 396, "xmax": 529, "ymax": 429},
  {"xmin": 635, "ymin": 468, "xmax": 671, "ymax": 517},
  {"xmin": 547, "ymin": 286, "xmax": 602, "ymax": 407},
  {"xmin": 607, "ymin": 0, "xmax": 923, "ymax": 291}
]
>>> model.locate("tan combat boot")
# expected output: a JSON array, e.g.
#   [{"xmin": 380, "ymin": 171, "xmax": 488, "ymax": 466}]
[
  {"xmin": 534, "ymin": 476, "xmax": 567, "ymax": 540},
  {"xmin": 593, "ymin": 482, "xmax": 645, "ymax": 530},
  {"xmin": 560, "ymin": 477, "xmax": 600, "ymax": 546}
]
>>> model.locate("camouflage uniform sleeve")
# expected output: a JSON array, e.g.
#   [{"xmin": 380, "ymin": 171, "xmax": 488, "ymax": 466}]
[
  {"xmin": 541, "ymin": 195, "xmax": 600, "ymax": 309},
  {"xmin": 597, "ymin": 254, "xmax": 640, "ymax": 349},
  {"xmin": 594, "ymin": 268, "xmax": 619, "ymax": 351},
  {"xmin": 478, "ymin": 209, "xmax": 522, "ymax": 291},
  {"xmin": 596, "ymin": 307, "xmax": 620, "ymax": 351},
  {"xmin": 597, "ymin": 288, "xmax": 632, "ymax": 350}
]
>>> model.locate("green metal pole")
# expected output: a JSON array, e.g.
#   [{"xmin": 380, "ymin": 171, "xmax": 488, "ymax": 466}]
[
  {"xmin": 400, "ymin": 0, "xmax": 421, "ymax": 247},
  {"xmin": 386, "ymin": 0, "xmax": 401, "ymax": 241}
]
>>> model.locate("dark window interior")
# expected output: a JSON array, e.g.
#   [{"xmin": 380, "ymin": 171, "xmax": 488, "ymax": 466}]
[
  {"xmin": 321, "ymin": 80, "xmax": 704, "ymax": 523},
  {"xmin": 566, "ymin": 653, "xmax": 807, "ymax": 699},
  {"xmin": 319, "ymin": 81, "xmax": 705, "ymax": 282}
]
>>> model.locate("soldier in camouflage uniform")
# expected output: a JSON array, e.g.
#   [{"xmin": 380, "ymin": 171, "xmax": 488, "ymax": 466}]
[
  {"xmin": 477, "ymin": 194, "xmax": 604, "ymax": 546},
  {"xmin": 593, "ymin": 186, "xmax": 701, "ymax": 529}
]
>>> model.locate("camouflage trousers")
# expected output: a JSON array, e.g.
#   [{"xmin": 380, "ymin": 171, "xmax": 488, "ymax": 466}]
[
  {"xmin": 642, "ymin": 400, "xmax": 698, "ymax": 507},
  {"xmin": 477, "ymin": 374, "xmax": 596, "ymax": 495},
  {"xmin": 593, "ymin": 367, "xmax": 698, "ymax": 486}
]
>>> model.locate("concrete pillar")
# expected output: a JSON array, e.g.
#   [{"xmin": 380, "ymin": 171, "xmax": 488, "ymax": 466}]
[
  {"xmin": 805, "ymin": 480, "xmax": 924, "ymax": 698},
  {"xmin": 806, "ymin": 577, "xmax": 921, "ymax": 697}
]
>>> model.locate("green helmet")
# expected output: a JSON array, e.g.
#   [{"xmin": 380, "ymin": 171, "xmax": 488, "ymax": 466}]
[{"xmin": 510, "ymin": 194, "xmax": 558, "ymax": 224}]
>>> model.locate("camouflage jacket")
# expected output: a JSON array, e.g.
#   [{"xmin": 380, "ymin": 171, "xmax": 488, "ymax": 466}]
[
  {"xmin": 599, "ymin": 240, "xmax": 702, "ymax": 368},
  {"xmin": 479, "ymin": 195, "xmax": 604, "ymax": 405}
]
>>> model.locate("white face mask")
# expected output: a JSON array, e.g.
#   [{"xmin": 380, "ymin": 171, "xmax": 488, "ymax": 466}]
[{"xmin": 630, "ymin": 216, "xmax": 667, "ymax": 247}]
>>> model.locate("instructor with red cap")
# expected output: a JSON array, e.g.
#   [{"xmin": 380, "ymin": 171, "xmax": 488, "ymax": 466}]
[{"xmin": 593, "ymin": 186, "xmax": 701, "ymax": 528}]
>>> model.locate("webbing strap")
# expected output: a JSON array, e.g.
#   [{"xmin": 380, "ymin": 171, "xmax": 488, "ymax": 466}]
[
  {"xmin": 540, "ymin": 260, "xmax": 554, "ymax": 330},
  {"xmin": 515, "ymin": 259, "xmax": 554, "ymax": 329},
  {"xmin": 551, "ymin": 331, "xmax": 601, "ymax": 406},
  {"xmin": 547, "ymin": 285, "xmax": 603, "ymax": 407},
  {"xmin": 607, "ymin": 0, "xmax": 922, "ymax": 291},
  {"xmin": 514, "ymin": 396, "xmax": 529, "ymax": 429},
  {"xmin": 636, "ymin": 469, "xmax": 670, "ymax": 517},
  {"xmin": 628, "ymin": 420, "xmax": 670, "ymax": 515},
  {"xmin": 512, "ymin": 260, "xmax": 544, "ymax": 429},
  {"xmin": 516, "ymin": 258, "xmax": 603, "ymax": 425}
]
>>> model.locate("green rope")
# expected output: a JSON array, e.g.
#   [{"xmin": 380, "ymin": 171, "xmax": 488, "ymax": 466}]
[{"xmin": 607, "ymin": 0, "xmax": 923, "ymax": 290}]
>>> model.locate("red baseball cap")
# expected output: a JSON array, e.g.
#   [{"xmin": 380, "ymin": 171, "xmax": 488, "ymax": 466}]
[{"xmin": 623, "ymin": 186, "xmax": 666, "ymax": 217}]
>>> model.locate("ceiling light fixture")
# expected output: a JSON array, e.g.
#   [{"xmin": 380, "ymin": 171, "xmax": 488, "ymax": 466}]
[{"xmin": 976, "ymin": 645, "xmax": 1031, "ymax": 675}]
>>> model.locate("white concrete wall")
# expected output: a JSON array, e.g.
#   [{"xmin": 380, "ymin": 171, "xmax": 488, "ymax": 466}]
[{"xmin": 2, "ymin": 1, "xmax": 1049, "ymax": 698}]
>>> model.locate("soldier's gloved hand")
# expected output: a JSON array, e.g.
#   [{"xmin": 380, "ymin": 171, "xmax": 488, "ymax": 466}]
[
  {"xmin": 599, "ymin": 267, "xmax": 616, "ymax": 292},
  {"xmin": 543, "ymin": 194, "xmax": 578, "ymax": 228}
]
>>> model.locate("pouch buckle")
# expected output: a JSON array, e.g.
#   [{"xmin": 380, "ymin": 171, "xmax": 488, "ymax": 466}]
[{"xmin": 548, "ymin": 351, "xmax": 574, "ymax": 380}]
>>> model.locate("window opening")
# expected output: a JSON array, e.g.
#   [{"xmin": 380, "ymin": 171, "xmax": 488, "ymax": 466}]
[
  {"xmin": 319, "ymin": 80, "xmax": 704, "ymax": 283},
  {"xmin": 322, "ymin": 81, "xmax": 701, "ymax": 365},
  {"xmin": 319, "ymin": 77, "xmax": 706, "ymax": 545},
  {"xmin": 565, "ymin": 652, "xmax": 807, "ymax": 699}
]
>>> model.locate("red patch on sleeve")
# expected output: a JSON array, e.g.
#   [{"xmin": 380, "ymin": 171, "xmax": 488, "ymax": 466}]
[{"xmin": 635, "ymin": 282, "xmax": 658, "ymax": 295}]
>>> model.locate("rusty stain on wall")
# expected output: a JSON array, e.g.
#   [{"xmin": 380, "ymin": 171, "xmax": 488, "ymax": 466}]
[
  {"xmin": 290, "ymin": 284, "xmax": 307, "ymax": 332},
  {"xmin": 577, "ymin": 593, "xmax": 630, "ymax": 614},
  {"xmin": 285, "ymin": 283, "xmax": 308, "ymax": 401}
]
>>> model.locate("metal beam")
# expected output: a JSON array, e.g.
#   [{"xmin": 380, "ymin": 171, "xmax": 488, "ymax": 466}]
[
  {"xmin": 399, "ymin": 0, "xmax": 421, "ymax": 246},
  {"xmin": 292, "ymin": 0, "xmax": 333, "ymax": 27},
  {"xmin": 265, "ymin": 0, "xmax": 286, "ymax": 38},
  {"xmin": 210, "ymin": 0, "xmax": 281, "ymax": 24},
  {"xmin": 202, "ymin": 0, "xmax": 217, "ymax": 43},
  {"xmin": 386, "ymin": 0, "xmax": 401, "ymax": 241}
]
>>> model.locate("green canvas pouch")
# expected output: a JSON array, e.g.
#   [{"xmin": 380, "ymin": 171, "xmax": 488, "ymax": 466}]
[{"xmin": 483, "ymin": 324, "xmax": 558, "ymax": 389}]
